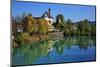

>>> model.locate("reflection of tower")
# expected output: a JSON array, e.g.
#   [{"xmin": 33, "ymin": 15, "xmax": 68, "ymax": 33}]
[
  {"xmin": 48, "ymin": 8, "xmax": 51, "ymax": 15},
  {"xmin": 47, "ymin": 40, "xmax": 54, "ymax": 61}
]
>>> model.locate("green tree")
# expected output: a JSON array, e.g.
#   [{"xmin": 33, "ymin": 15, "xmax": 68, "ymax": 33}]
[
  {"xmin": 78, "ymin": 20, "xmax": 85, "ymax": 35},
  {"xmin": 67, "ymin": 19, "xmax": 72, "ymax": 25},
  {"xmin": 84, "ymin": 19, "xmax": 91, "ymax": 35},
  {"xmin": 66, "ymin": 19, "xmax": 73, "ymax": 35},
  {"xmin": 54, "ymin": 14, "xmax": 65, "ymax": 31},
  {"xmin": 91, "ymin": 25, "xmax": 96, "ymax": 36},
  {"xmin": 78, "ymin": 19, "xmax": 91, "ymax": 35},
  {"xmin": 56, "ymin": 14, "xmax": 65, "ymax": 24}
]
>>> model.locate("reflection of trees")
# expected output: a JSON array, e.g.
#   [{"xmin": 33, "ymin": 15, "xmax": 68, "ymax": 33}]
[
  {"xmin": 77, "ymin": 37, "xmax": 88, "ymax": 50},
  {"xmin": 91, "ymin": 36, "xmax": 96, "ymax": 46},
  {"xmin": 54, "ymin": 40, "xmax": 65, "ymax": 55},
  {"xmin": 12, "ymin": 40, "xmax": 54, "ymax": 65},
  {"xmin": 53, "ymin": 36, "xmax": 95, "ymax": 53},
  {"xmin": 77, "ymin": 36, "xmax": 95, "ymax": 50},
  {"xmin": 63, "ymin": 36, "xmax": 95, "ymax": 50},
  {"xmin": 12, "ymin": 36, "xmax": 96, "ymax": 65},
  {"xmin": 64, "ymin": 36, "xmax": 76, "ymax": 49}
]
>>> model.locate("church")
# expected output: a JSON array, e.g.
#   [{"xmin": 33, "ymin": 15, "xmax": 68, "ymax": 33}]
[{"xmin": 35, "ymin": 8, "xmax": 54, "ymax": 32}]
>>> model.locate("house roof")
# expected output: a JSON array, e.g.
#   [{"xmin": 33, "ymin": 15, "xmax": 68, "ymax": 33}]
[{"xmin": 41, "ymin": 11, "xmax": 53, "ymax": 19}]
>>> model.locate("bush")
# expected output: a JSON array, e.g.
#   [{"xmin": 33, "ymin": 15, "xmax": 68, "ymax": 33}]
[{"xmin": 15, "ymin": 33, "xmax": 30, "ymax": 44}]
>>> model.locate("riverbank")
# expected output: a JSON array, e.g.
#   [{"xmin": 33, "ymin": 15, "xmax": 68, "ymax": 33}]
[
  {"xmin": 12, "ymin": 34, "xmax": 50, "ymax": 48},
  {"xmin": 12, "ymin": 31, "xmax": 96, "ymax": 48}
]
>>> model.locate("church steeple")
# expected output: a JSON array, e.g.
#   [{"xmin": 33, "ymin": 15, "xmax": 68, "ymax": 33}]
[{"xmin": 48, "ymin": 8, "xmax": 51, "ymax": 14}]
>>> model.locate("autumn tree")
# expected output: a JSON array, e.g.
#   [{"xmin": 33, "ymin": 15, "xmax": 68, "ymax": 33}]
[
  {"xmin": 37, "ymin": 19, "xmax": 49, "ymax": 35},
  {"xmin": 26, "ymin": 14, "xmax": 37, "ymax": 35}
]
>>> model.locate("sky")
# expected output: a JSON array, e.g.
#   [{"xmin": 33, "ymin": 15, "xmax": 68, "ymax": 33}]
[{"xmin": 12, "ymin": 0, "xmax": 96, "ymax": 22}]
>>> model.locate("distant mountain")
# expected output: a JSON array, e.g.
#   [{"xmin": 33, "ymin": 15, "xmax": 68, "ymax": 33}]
[
  {"xmin": 89, "ymin": 21, "xmax": 96, "ymax": 25},
  {"xmin": 74, "ymin": 21, "xmax": 96, "ymax": 25}
]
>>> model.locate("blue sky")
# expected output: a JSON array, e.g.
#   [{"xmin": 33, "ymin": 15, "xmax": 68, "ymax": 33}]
[{"xmin": 12, "ymin": 0, "xmax": 96, "ymax": 22}]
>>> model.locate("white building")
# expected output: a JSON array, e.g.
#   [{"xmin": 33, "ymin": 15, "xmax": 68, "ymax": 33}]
[{"xmin": 41, "ymin": 8, "xmax": 54, "ymax": 31}]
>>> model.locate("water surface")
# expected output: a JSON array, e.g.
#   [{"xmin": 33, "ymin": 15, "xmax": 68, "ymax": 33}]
[{"xmin": 12, "ymin": 36, "xmax": 96, "ymax": 65}]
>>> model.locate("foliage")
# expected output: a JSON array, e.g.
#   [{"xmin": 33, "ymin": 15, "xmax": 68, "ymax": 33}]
[
  {"xmin": 56, "ymin": 14, "xmax": 65, "ymax": 24},
  {"xmin": 37, "ymin": 19, "xmax": 49, "ymax": 34},
  {"xmin": 54, "ymin": 14, "xmax": 65, "ymax": 31},
  {"xmin": 15, "ymin": 33, "xmax": 30, "ymax": 44},
  {"xmin": 23, "ymin": 14, "xmax": 49, "ymax": 35},
  {"xmin": 91, "ymin": 25, "xmax": 96, "ymax": 35},
  {"xmin": 13, "ymin": 13, "xmax": 96, "ymax": 37},
  {"xmin": 63, "ymin": 19, "xmax": 73, "ymax": 35},
  {"xmin": 78, "ymin": 19, "xmax": 91, "ymax": 35},
  {"xmin": 27, "ymin": 14, "xmax": 36, "ymax": 35}
]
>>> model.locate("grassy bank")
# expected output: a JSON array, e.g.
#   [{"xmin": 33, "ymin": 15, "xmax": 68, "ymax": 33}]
[
  {"xmin": 12, "ymin": 33, "xmax": 50, "ymax": 48},
  {"xmin": 12, "ymin": 31, "xmax": 96, "ymax": 48}
]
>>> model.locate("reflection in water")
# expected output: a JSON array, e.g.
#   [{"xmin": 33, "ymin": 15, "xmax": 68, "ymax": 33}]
[{"xmin": 12, "ymin": 36, "xmax": 96, "ymax": 65}]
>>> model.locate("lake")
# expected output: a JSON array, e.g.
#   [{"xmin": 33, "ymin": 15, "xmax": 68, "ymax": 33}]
[{"xmin": 12, "ymin": 36, "xmax": 96, "ymax": 66}]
